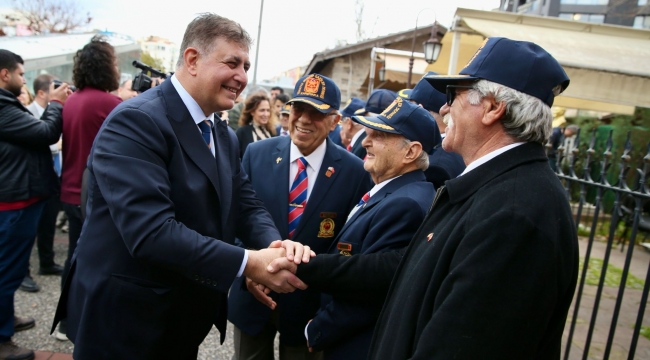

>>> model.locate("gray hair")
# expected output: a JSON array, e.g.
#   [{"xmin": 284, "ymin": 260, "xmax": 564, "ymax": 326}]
[
  {"xmin": 176, "ymin": 13, "xmax": 253, "ymax": 68},
  {"xmin": 466, "ymin": 80, "xmax": 552, "ymax": 144},
  {"xmin": 402, "ymin": 139, "xmax": 430, "ymax": 171}
]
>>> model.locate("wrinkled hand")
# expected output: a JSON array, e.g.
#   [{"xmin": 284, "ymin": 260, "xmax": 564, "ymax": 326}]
[
  {"xmin": 267, "ymin": 256, "xmax": 299, "ymax": 275},
  {"xmin": 268, "ymin": 240, "xmax": 315, "ymax": 264},
  {"xmin": 244, "ymin": 248, "xmax": 307, "ymax": 293}
]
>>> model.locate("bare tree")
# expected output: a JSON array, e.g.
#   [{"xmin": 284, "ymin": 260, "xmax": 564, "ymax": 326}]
[
  {"xmin": 12, "ymin": 0, "xmax": 92, "ymax": 34},
  {"xmin": 354, "ymin": 0, "xmax": 365, "ymax": 42}
]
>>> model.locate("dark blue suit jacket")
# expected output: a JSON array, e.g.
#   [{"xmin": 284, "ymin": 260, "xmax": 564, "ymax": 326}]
[
  {"xmin": 228, "ymin": 136, "xmax": 371, "ymax": 346},
  {"xmin": 307, "ymin": 170, "xmax": 434, "ymax": 359},
  {"xmin": 350, "ymin": 131, "xmax": 367, "ymax": 159},
  {"xmin": 425, "ymin": 144, "xmax": 465, "ymax": 189},
  {"xmin": 53, "ymin": 80, "xmax": 280, "ymax": 359}
]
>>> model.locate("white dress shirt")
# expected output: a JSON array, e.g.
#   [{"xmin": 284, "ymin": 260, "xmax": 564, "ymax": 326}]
[
  {"xmin": 459, "ymin": 142, "xmax": 524, "ymax": 177},
  {"xmin": 170, "ymin": 75, "xmax": 249, "ymax": 276},
  {"xmin": 170, "ymin": 75, "xmax": 216, "ymax": 157},
  {"xmin": 345, "ymin": 175, "xmax": 401, "ymax": 222},
  {"xmin": 289, "ymin": 140, "xmax": 327, "ymax": 201}
]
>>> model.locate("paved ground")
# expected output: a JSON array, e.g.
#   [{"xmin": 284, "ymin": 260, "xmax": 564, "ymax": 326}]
[{"xmin": 11, "ymin": 227, "xmax": 650, "ymax": 359}]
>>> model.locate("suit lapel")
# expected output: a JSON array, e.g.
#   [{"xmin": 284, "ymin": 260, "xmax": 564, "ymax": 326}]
[
  {"xmin": 162, "ymin": 81, "xmax": 221, "ymax": 199},
  {"xmin": 272, "ymin": 139, "xmax": 291, "ymax": 237},
  {"xmin": 293, "ymin": 139, "xmax": 341, "ymax": 239}
]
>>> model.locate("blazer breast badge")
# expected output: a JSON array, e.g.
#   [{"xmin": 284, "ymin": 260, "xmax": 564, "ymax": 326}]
[{"xmin": 317, "ymin": 218, "xmax": 335, "ymax": 238}]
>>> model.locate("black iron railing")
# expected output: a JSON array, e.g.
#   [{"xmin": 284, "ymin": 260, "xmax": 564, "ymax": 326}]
[{"xmin": 547, "ymin": 129, "xmax": 650, "ymax": 360}]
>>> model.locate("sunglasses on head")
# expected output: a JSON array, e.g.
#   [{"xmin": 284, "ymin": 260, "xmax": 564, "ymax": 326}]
[{"xmin": 446, "ymin": 85, "xmax": 475, "ymax": 107}]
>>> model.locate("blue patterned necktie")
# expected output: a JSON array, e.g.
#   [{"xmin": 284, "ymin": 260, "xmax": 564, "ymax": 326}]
[
  {"xmin": 288, "ymin": 157, "xmax": 309, "ymax": 239},
  {"xmin": 198, "ymin": 120, "xmax": 213, "ymax": 148}
]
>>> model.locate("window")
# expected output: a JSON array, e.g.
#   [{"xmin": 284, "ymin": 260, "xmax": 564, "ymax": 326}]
[
  {"xmin": 560, "ymin": 0, "xmax": 608, "ymax": 4},
  {"xmin": 639, "ymin": 0, "xmax": 648, "ymax": 6},
  {"xmin": 634, "ymin": 15, "xmax": 650, "ymax": 28},
  {"xmin": 559, "ymin": 12, "xmax": 605, "ymax": 23}
]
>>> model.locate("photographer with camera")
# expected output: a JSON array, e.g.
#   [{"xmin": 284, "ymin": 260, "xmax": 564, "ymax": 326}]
[{"xmin": 56, "ymin": 35, "xmax": 122, "ymax": 341}]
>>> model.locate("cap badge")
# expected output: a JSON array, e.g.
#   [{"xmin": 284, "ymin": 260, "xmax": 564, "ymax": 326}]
[
  {"xmin": 297, "ymin": 74, "xmax": 326, "ymax": 99},
  {"xmin": 380, "ymin": 97, "xmax": 403, "ymax": 120}
]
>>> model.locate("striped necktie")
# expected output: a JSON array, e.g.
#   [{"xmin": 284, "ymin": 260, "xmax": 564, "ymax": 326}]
[
  {"xmin": 357, "ymin": 192, "xmax": 370, "ymax": 207},
  {"xmin": 198, "ymin": 120, "xmax": 213, "ymax": 148},
  {"xmin": 288, "ymin": 157, "xmax": 308, "ymax": 239}
]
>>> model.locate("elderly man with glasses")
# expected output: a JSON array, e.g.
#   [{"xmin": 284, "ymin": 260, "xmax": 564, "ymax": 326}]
[{"xmin": 262, "ymin": 37, "xmax": 579, "ymax": 360}]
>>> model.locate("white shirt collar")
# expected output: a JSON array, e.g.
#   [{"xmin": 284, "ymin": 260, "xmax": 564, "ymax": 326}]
[
  {"xmin": 170, "ymin": 75, "xmax": 214, "ymax": 125},
  {"xmin": 32, "ymin": 101, "xmax": 45, "ymax": 118},
  {"xmin": 459, "ymin": 142, "xmax": 525, "ymax": 176},
  {"xmin": 440, "ymin": 132, "xmax": 446, "ymax": 139},
  {"xmin": 369, "ymin": 175, "xmax": 401, "ymax": 198},
  {"xmin": 290, "ymin": 138, "xmax": 327, "ymax": 172},
  {"xmin": 350, "ymin": 128, "xmax": 366, "ymax": 148}
]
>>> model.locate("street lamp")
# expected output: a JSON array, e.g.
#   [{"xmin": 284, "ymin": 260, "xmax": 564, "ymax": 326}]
[{"xmin": 407, "ymin": 9, "xmax": 442, "ymax": 88}]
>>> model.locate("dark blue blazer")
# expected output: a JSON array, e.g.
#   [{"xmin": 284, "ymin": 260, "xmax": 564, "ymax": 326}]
[
  {"xmin": 328, "ymin": 124, "xmax": 343, "ymax": 148},
  {"xmin": 350, "ymin": 131, "xmax": 367, "ymax": 159},
  {"xmin": 52, "ymin": 80, "xmax": 280, "ymax": 359},
  {"xmin": 425, "ymin": 144, "xmax": 465, "ymax": 189},
  {"xmin": 228, "ymin": 136, "xmax": 372, "ymax": 346},
  {"xmin": 307, "ymin": 170, "xmax": 435, "ymax": 360}
]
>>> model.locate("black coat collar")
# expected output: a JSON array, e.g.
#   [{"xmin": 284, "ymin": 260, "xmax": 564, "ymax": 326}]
[{"xmin": 446, "ymin": 142, "xmax": 548, "ymax": 204}]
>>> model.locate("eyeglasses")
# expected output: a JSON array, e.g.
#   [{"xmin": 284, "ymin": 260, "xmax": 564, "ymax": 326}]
[{"xmin": 446, "ymin": 85, "xmax": 475, "ymax": 107}]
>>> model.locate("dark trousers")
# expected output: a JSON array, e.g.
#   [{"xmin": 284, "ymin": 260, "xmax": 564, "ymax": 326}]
[
  {"xmin": 0, "ymin": 201, "xmax": 45, "ymax": 342},
  {"xmin": 61, "ymin": 202, "xmax": 82, "ymax": 289},
  {"xmin": 35, "ymin": 193, "xmax": 60, "ymax": 268}
]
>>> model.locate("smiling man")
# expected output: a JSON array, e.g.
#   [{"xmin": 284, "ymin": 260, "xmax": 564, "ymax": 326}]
[
  {"xmin": 52, "ymin": 13, "xmax": 313, "ymax": 359},
  {"xmin": 228, "ymin": 73, "xmax": 371, "ymax": 360}
]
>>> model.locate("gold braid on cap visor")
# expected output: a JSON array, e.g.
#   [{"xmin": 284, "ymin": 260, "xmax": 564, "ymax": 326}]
[
  {"xmin": 291, "ymin": 98, "xmax": 331, "ymax": 110},
  {"xmin": 355, "ymin": 116, "xmax": 395, "ymax": 131}
]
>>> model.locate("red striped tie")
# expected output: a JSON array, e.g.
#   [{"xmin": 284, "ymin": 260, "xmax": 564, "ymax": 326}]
[{"xmin": 288, "ymin": 158, "xmax": 308, "ymax": 239}]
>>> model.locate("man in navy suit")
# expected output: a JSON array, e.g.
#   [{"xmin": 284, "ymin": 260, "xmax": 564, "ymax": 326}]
[
  {"xmin": 229, "ymin": 74, "xmax": 371, "ymax": 360},
  {"xmin": 338, "ymin": 97, "xmax": 365, "ymax": 150},
  {"xmin": 408, "ymin": 73, "xmax": 465, "ymax": 188},
  {"xmin": 298, "ymin": 99, "xmax": 438, "ymax": 359},
  {"xmin": 52, "ymin": 14, "xmax": 311, "ymax": 359}
]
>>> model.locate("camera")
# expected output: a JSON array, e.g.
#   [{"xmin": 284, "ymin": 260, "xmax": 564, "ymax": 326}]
[
  {"xmin": 52, "ymin": 79, "xmax": 77, "ymax": 92},
  {"xmin": 131, "ymin": 61, "xmax": 170, "ymax": 93}
]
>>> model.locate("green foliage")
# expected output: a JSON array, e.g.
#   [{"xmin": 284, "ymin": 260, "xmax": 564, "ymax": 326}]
[
  {"xmin": 140, "ymin": 51, "xmax": 166, "ymax": 73},
  {"xmin": 578, "ymin": 257, "xmax": 645, "ymax": 290},
  {"xmin": 641, "ymin": 326, "xmax": 650, "ymax": 341}
]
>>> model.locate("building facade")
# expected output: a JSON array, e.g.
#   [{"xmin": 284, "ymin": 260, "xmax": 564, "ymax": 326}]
[
  {"xmin": 137, "ymin": 36, "xmax": 179, "ymax": 73},
  {"xmin": 500, "ymin": 0, "xmax": 650, "ymax": 28}
]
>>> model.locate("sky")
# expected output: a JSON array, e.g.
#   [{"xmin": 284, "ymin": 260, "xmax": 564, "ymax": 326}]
[{"xmin": 1, "ymin": 0, "xmax": 501, "ymax": 80}]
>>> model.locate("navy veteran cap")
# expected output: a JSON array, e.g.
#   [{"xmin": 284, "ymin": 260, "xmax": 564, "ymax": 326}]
[
  {"xmin": 425, "ymin": 37, "xmax": 570, "ymax": 107},
  {"xmin": 289, "ymin": 73, "xmax": 341, "ymax": 113},
  {"xmin": 280, "ymin": 103, "xmax": 291, "ymax": 115},
  {"xmin": 355, "ymin": 89, "xmax": 398, "ymax": 115},
  {"xmin": 410, "ymin": 72, "xmax": 446, "ymax": 113},
  {"xmin": 397, "ymin": 89, "xmax": 412, "ymax": 99},
  {"xmin": 352, "ymin": 97, "xmax": 439, "ymax": 153},
  {"xmin": 341, "ymin": 97, "xmax": 366, "ymax": 118}
]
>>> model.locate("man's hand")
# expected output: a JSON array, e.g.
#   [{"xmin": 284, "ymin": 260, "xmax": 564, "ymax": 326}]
[
  {"xmin": 49, "ymin": 82, "xmax": 71, "ymax": 104},
  {"xmin": 268, "ymin": 240, "xmax": 315, "ymax": 264},
  {"xmin": 267, "ymin": 256, "xmax": 299, "ymax": 275},
  {"xmin": 244, "ymin": 248, "xmax": 307, "ymax": 293},
  {"xmin": 246, "ymin": 277, "xmax": 275, "ymax": 309}
]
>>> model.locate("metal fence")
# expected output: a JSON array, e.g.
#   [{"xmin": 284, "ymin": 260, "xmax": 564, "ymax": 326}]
[{"xmin": 548, "ymin": 129, "xmax": 650, "ymax": 360}]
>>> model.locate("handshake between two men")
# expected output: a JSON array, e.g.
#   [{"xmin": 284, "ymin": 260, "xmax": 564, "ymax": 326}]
[{"xmin": 242, "ymin": 239, "xmax": 315, "ymax": 301}]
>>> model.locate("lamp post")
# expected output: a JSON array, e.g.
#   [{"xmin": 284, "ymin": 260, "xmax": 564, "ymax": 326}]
[{"xmin": 407, "ymin": 9, "xmax": 442, "ymax": 88}]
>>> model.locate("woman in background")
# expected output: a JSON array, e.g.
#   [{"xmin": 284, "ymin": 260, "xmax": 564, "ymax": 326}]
[
  {"xmin": 236, "ymin": 93, "xmax": 276, "ymax": 157},
  {"xmin": 17, "ymin": 84, "xmax": 33, "ymax": 106}
]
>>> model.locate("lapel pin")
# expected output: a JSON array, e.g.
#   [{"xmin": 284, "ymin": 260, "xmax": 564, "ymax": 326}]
[
  {"xmin": 427, "ymin": 233, "xmax": 434, "ymax": 242},
  {"xmin": 276, "ymin": 157, "xmax": 282, "ymax": 164},
  {"xmin": 325, "ymin": 166, "xmax": 335, "ymax": 177}
]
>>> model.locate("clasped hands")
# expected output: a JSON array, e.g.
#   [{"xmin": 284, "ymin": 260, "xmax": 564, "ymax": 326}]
[{"xmin": 242, "ymin": 240, "xmax": 311, "ymax": 307}]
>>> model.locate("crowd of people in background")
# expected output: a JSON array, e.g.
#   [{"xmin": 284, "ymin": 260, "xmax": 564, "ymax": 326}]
[{"xmin": 0, "ymin": 12, "xmax": 581, "ymax": 360}]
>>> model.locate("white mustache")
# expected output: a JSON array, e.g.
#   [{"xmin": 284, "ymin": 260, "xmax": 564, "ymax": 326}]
[{"xmin": 443, "ymin": 113, "xmax": 453, "ymax": 127}]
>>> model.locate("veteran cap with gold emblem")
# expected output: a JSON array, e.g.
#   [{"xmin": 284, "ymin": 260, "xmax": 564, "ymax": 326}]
[
  {"xmin": 288, "ymin": 73, "xmax": 341, "ymax": 113},
  {"xmin": 352, "ymin": 97, "xmax": 440, "ymax": 153},
  {"xmin": 424, "ymin": 37, "xmax": 570, "ymax": 107}
]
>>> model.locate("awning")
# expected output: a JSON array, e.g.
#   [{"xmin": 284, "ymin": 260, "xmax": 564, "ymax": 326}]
[
  {"xmin": 360, "ymin": 48, "xmax": 429, "ymax": 93},
  {"xmin": 425, "ymin": 8, "xmax": 650, "ymax": 113}
]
